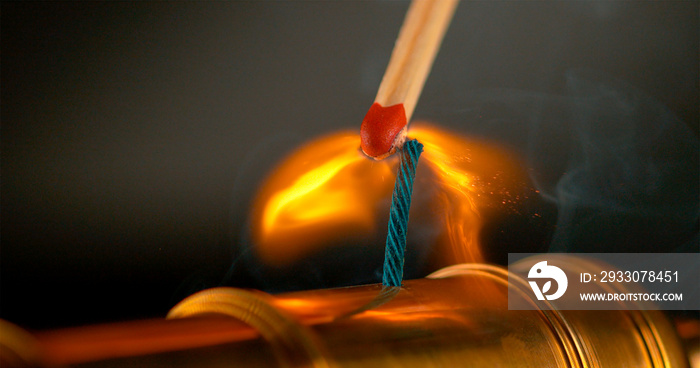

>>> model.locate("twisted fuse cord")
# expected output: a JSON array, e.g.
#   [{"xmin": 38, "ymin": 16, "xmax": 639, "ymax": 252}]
[{"xmin": 382, "ymin": 139, "xmax": 424, "ymax": 287}]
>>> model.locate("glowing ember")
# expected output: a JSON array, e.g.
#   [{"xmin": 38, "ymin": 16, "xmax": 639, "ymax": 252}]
[{"xmin": 252, "ymin": 123, "xmax": 527, "ymax": 269}]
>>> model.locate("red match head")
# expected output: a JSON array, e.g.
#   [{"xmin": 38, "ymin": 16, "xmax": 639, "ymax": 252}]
[{"xmin": 360, "ymin": 103, "xmax": 407, "ymax": 160}]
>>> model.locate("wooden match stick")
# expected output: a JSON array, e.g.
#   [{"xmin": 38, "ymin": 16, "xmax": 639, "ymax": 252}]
[{"xmin": 360, "ymin": 0, "xmax": 458, "ymax": 160}]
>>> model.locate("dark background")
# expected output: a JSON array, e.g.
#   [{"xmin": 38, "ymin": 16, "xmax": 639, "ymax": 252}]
[{"xmin": 2, "ymin": 2, "xmax": 698, "ymax": 330}]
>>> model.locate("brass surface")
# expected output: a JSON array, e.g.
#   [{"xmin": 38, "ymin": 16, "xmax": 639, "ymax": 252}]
[
  {"xmin": 160, "ymin": 257, "xmax": 688, "ymax": 367},
  {"xmin": 5, "ymin": 258, "xmax": 691, "ymax": 367}
]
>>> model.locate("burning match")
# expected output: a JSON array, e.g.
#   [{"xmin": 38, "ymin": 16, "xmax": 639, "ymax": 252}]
[
  {"xmin": 362, "ymin": 0, "xmax": 456, "ymax": 286},
  {"xmin": 3, "ymin": 2, "xmax": 697, "ymax": 366},
  {"xmin": 360, "ymin": 0, "xmax": 458, "ymax": 160}
]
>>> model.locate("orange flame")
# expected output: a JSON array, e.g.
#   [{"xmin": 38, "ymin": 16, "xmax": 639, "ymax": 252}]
[
  {"xmin": 410, "ymin": 124, "xmax": 526, "ymax": 266},
  {"xmin": 251, "ymin": 123, "xmax": 526, "ymax": 269},
  {"xmin": 252, "ymin": 132, "xmax": 395, "ymax": 266}
]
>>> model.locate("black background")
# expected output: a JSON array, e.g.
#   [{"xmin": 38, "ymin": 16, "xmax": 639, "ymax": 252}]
[{"xmin": 2, "ymin": 2, "xmax": 698, "ymax": 330}]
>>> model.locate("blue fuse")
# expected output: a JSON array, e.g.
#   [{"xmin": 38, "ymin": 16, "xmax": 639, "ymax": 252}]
[{"xmin": 382, "ymin": 139, "xmax": 424, "ymax": 288}]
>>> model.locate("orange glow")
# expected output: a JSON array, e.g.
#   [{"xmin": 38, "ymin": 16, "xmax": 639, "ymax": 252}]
[
  {"xmin": 359, "ymin": 309, "xmax": 472, "ymax": 326},
  {"xmin": 411, "ymin": 124, "xmax": 526, "ymax": 265},
  {"xmin": 252, "ymin": 131, "xmax": 395, "ymax": 266},
  {"xmin": 35, "ymin": 317, "xmax": 256, "ymax": 366},
  {"xmin": 252, "ymin": 123, "xmax": 526, "ymax": 268}
]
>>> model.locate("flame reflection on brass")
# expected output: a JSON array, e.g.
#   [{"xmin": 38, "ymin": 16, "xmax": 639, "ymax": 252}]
[
  {"xmin": 252, "ymin": 123, "xmax": 528, "ymax": 268},
  {"xmin": 164, "ymin": 255, "xmax": 688, "ymax": 368},
  {"xmin": 3, "ymin": 257, "xmax": 689, "ymax": 367}
]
